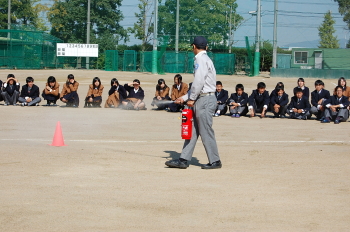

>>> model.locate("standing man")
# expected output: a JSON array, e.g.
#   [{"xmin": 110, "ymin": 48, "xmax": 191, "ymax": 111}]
[{"xmin": 165, "ymin": 36, "xmax": 222, "ymax": 169}]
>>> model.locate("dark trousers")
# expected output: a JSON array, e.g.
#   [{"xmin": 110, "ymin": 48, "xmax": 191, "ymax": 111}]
[
  {"xmin": 168, "ymin": 102, "xmax": 183, "ymax": 112},
  {"xmin": 61, "ymin": 91, "xmax": 79, "ymax": 107},
  {"xmin": 85, "ymin": 96, "xmax": 102, "ymax": 107},
  {"xmin": 42, "ymin": 92, "xmax": 60, "ymax": 103},
  {"xmin": 271, "ymin": 104, "xmax": 287, "ymax": 116},
  {"xmin": 1, "ymin": 91, "xmax": 19, "ymax": 104},
  {"xmin": 252, "ymin": 101, "xmax": 264, "ymax": 113},
  {"xmin": 216, "ymin": 104, "xmax": 228, "ymax": 115}
]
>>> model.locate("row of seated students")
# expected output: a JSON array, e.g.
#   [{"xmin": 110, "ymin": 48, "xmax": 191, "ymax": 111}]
[
  {"xmin": 151, "ymin": 75, "xmax": 350, "ymax": 124},
  {"xmin": 0, "ymin": 74, "xmax": 146, "ymax": 110}
]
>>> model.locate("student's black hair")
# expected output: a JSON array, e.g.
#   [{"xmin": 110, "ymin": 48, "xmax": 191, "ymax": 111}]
[
  {"xmin": 297, "ymin": 78, "xmax": 305, "ymax": 83},
  {"xmin": 295, "ymin": 87, "xmax": 303, "ymax": 93},
  {"xmin": 257, "ymin": 82, "xmax": 266, "ymax": 89},
  {"xmin": 92, "ymin": 77, "xmax": 101, "ymax": 89},
  {"xmin": 110, "ymin": 78, "xmax": 119, "ymax": 86},
  {"xmin": 236, "ymin": 83, "xmax": 244, "ymax": 91},
  {"xmin": 26, "ymin": 76, "xmax": 34, "ymax": 83},
  {"xmin": 275, "ymin": 82, "xmax": 284, "ymax": 90},
  {"xmin": 314, "ymin": 79, "xmax": 324, "ymax": 86},
  {"xmin": 338, "ymin": 77, "xmax": 346, "ymax": 87},
  {"xmin": 216, "ymin": 81, "xmax": 222, "ymax": 86},
  {"xmin": 335, "ymin": 85, "xmax": 344, "ymax": 92},
  {"xmin": 7, "ymin": 74, "xmax": 15, "ymax": 79},
  {"xmin": 133, "ymin": 79, "xmax": 143, "ymax": 90},
  {"xmin": 67, "ymin": 74, "xmax": 74, "ymax": 79},
  {"xmin": 156, "ymin": 78, "xmax": 168, "ymax": 91},
  {"xmin": 174, "ymin": 74, "xmax": 182, "ymax": 83},
  {"xmin": 47, "ymin": 76, "xmax": 56, "ymax": 85},
  {"xmin": 275, "ymin": 86, "xmax": 284, "ymax": 93}
]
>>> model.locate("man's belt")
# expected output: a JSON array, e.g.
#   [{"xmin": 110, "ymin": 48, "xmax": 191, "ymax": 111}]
[{"xmin": 199, "ymin": 92, "xmax": 215, "ymax": 97}]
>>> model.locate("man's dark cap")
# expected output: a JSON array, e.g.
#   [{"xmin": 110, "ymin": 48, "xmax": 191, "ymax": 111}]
[{"xmin": 191, "ymin": 36, "xmax": 208, "ymax": 47}]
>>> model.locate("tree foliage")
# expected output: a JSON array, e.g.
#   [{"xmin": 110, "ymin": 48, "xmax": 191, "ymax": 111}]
[
  {"xmin": 0, "ymin": 0, "xmax": 48, "ymax": 31},
  {"xmin": 158, "ymin": 0, "xmax": 243, "ymax": 50},
  {"xmin": 48, "ymin": 0, "xmax": 127, "ymax": 52},
  {"xmin": 318, "ymin": 11, "xmax": 339, "ymax": 48},
  {"xmin": 334, "ymin": 0, "xmax": 350, "ymax": 47},
  {"xmin": 128, "ymin": 0, "xmax": 154, "ymax": 51}
]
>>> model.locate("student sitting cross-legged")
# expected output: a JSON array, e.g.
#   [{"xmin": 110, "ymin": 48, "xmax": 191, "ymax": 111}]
[
  {"xmin": 42, "ymin": 76, "xmax": 60, "ymax": 106},
  {"xmin": 168, "ymin": 74, "xmax": 189, "ymax": 112},
  {"xmin": 287, "ymin": 87, "xmax": 311, "ymax": 120},
  {"xmin": 122, "ymin": 79, "xmax": 146, "ymax": 110},
  {"xmin": 269, "ymin": 82, "xmax": 284, "ymax": 111},
  {"xmin": 60, "ymin": 74, "xmax": 79, "ymax": 107},
  {"xmin": 321, "ymin": 86, "xmax": 349, "ymax": 124},
  {"xmin": 104, "ymin": 78, "xmax": 127, "ymax": 108},
  {"xmin": 227, "ymin": 83, "xmax": 248, "ymax": 118},
  {"xmin": 84, "ymin": 77, "xmax": 104, "ymax": 108},
  {"xmin": 248, "ymin": 82, "xmax": 270, "ymax": 118},
  {"xmin": 270, "ymin": 86, "xmax": 289, "ymax": 118},
  {"xmin": 19, "ymin": 76, "xmax": 41, "ymax": 106},
  {"xmin": 151, "ymin": 78, "xmax": 171, "ymax": 110},
  {"xmin": 1, "ymin": 74, "xmax": 20, "ymax": 106},
  {"xmin": 214, "ymin": 81, "xmax": 228, "ymax": 117},
  {"xmin": 310, "ymin": 80, "xmax": 330, "ymax": 120}
]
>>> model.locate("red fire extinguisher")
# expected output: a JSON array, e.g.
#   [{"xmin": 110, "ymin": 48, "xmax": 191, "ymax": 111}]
[{"xmin": 181, "ymin": 108, "xmax": 193, "ymax": 140}]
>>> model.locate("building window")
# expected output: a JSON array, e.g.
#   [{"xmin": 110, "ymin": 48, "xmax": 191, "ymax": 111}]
[{"xmin": 294, "ymin": 51, "xmax": 308, "ymax": 64}]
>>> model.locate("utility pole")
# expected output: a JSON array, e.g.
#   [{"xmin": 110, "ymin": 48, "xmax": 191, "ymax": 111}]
[
  {"xmin": 272, "ymin": 0, "xmax": 278, "ymax": 69},
  {"xmin": 152, "ymin": 0, "xmax": 158, "ymax": 74},
  {"xmin": 86, "ymin": 0, "xmax": 91, "ymax": 69},
  {"xmin": 7, "ymin": 0, "xmax": 10, "ymax": 30},
  {"xmin": 253, "ymin": 0, "xmax": 261, "ymax": 76},
  {"xmin": 175, "ymin": 0, "xmax": 179, "ymax": 53},
  {"xmin": 229, "ymin": 5, "xmax": 232, "ymax": 53}
]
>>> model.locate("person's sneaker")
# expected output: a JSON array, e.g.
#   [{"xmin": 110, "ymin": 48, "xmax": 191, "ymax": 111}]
[
  {"xmin": 321, "ymin": 118, "xmax": 331, "ymax": 123},
  {"xmin": 235, "ymin": 114, "xmax": 240, "ymax": 118},
  {"xmin": 35, "ymin": 103, "xmax": 39, "ymax": 106},
  {"xmin": 231, "ymin": 114, "xmax": 236, "ymax": 118},
  {"xmin": 13, "ymin": 103, "xmax": 17, "ymax": 106},
  {"xmin": 165, "ymin": 159, "xmax": 189, "ymax": 169},
  {"xmin": 4, "ymin": 103, "xmax": 8, "ymax": 106},
  {"xmin": 214, "ymin": 113, "xmax": 219, "ymax": 117},
  {"xmin": 280, "ymin": 114, "xmax": 286, "ymax": 118},
  {"xmin": 21, "ymin": 102, "xmax": 27, "ymax": 106},
  {"xmin": 201, "ymin": 160, "xmax": 222, "ymax": 169},
  {"xmin": 334, "ymin": 119, "xmax": 340, "ymax": 124}
]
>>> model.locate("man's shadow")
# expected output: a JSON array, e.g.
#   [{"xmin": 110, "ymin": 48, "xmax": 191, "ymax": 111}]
[{"xmin": 163, "ymin": 150, "xmax": 202, "ymax": 167}]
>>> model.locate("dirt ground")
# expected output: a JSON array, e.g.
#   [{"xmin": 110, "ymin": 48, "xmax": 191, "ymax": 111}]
[{"xmin": 0, "ymin": 69, "xmax": 349, "ymax": 232}]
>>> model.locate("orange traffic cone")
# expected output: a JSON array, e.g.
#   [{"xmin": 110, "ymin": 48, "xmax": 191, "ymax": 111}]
[{"xmin": 50, "ymin": 121, "xmax": 67, "ymax": 147}]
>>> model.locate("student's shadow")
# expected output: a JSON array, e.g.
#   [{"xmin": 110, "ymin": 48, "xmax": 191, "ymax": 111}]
[{"xmin": 163, "ymin": 150, "xmax": 201, "ymax": 167}]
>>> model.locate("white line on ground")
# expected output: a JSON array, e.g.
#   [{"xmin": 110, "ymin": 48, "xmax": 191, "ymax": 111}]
[{"xmin": 0, "ymin": 139, "xmax": 349, "ymax": 143}]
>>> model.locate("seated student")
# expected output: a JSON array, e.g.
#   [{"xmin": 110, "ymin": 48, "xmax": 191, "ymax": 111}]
[
  {"xmin": 269, "ymin": 82, "xmax": 284, "ymax": 110},
  {"xmin": 310, "ymin": 80, "xmax": 330, "ymax": 120},
  {"xmin": 168, "ymin": 74, "xmax": 189, "ymax": 112},
  {"xmin": 1, "ymin": 74, "xmax": 20, "ymax": 106},
  {"xmin": 227, "ymin": 83, "xmax": 248, "ymax": 118},
  {"xmin": 84, "ymin": 77, "xmax": 104, "ymax": 108},
  {"xmin": 335, "ymin": 77, "xmax": 350, "ymax": 99},
  {"xmin": 122, "ymin": 79, "xmax": 146, "ymax": 110},
  {"xmin": 60, "ymin": 74, "xmax": 79, "ymax": 107},
  {"xmin": 293, "ymin": 78, "xmax": 310, "ymax": 101},
  {"xmin": 322, "ymin": 86, "xmax": 349, "ymax": 124},
  {"xmin": 214, "ymin": 81, "xmax": 228, "ymax": 117},
  {"xmin": 248, "ymin": 82, "xmax": 270, "ymax": 118},
  {"xmin": 18, "ymin": 76, "xmax": 41, "ymax": 106},
  {"xmin": 104, "ymin": 78, "xmax": 127, "ymax": 108},
  {"xmin": 270, "ymin": 86, "xmax": 289, "ymax": 118},
  {"xmin": 151, "ymin": 78, "xmax": 171, "ymax": 110},
  {"xmin": 42, "ymin": 76, "xmax": 60, "ymax": 106},
  {"xmin": 287, "ymin": 87, "xmax": 311, "ymax": 120}
]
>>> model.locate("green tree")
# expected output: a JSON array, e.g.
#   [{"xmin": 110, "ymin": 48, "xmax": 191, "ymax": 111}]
[
  {"xmin": 0, "ymin": 0, "xmax": 48, "ymax": 31},
  {"xmin": 318, "ymin": 10, "xmax": 339, "ymax": 48},
  {"xmin": 48, "ymin": 0, "xmax": 127, "ymax": 51},
  {"xmin": 334, "ymin": 0, "xmax": 350, "ymax": 47},
  {"xmin": 158, "ymin": 0, "xmax": 243, "ymax": 50},
  {"xmin": 128, "ymin": 0, "xmax": 154, "ymax": 51}
]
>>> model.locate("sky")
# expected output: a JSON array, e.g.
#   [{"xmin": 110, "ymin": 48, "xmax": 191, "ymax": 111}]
[{"xmin": 119, "ymin": 0, "xmax": 348, "ymax": 48}]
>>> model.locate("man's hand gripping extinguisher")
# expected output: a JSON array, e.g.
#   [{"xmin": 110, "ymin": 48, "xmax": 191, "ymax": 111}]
[{"xmin": 181, "ymin": 106, "xmax": 193, "ymax": 140}]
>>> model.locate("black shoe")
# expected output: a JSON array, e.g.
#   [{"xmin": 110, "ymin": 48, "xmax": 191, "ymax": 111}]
[
  {"xmin": 334, "ymin": 119, "xmax": 340, "ymax": 124},
  {"xmin": 165, "ymin": 159, "xmax": 189, "ymax": 169},
  {"xmin": 201, "ymin": 160, "xmax": 222, "ymax": 169}
]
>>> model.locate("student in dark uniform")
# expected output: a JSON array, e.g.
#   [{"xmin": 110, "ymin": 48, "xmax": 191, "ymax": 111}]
[
  {"xmin": 84, "ymin": 77, "xmax": 104, "ymax": 108},
  {"xmin": 310, "ymin": 80, "xmax": 330, "ymax": 120},
  {"xmin": 1, "ymin": 74, "xmax": 20, "ymax": 106},
  {"xmin": 287, "ymin": 87, "xmax": 311, "ymax": 120},
  {"xmin": 151, "ymin": 78, "xmax": 171, "ymax": 110},
  {"xmin": 270, "ymin": 86, "xmax": 289, "ymax": 118},
  {"xmin": 227, "ymin": 83, "xmax": 248, "ymax": 118},
  {"xmin": 293, "ymin": 78, "xmax": 310, "ymax": 101},
  {"xmin": 322, "ymin": 86, "xmax": 349, "ymax": 124},
  {"xmin": 214, "ymin": 81, "xmax": 228, "ymax": 117},
  {"xmin": 60, "ymin": 74, "xmax": 79, "ymax": 107},
  {"xmin": 19, "ymin": 76, "xmax": 41, "ymax": 106},
  {"xmin": 248, "ymin": 82, "xmax": 270, "ymax": 118},
  {"xmin": 122, "ymin": 79, "xmax": 146, "ymax": 110},
  {"xmin": 42, "ymin": 76, "xmax": 60, "ymax": 106},
  {"xmin": 269, "ymin": 82, "xmax": 284, "ymax": 111},
  {"xmin": 335, "ymin": 77, "xmax": 350, "ymax": 100},
  {"xmin": 168, "ymin": 74, "xmax": 189, "ymax": 112},
  {"xmin": 104, "ymin": 78, "xmax": 127, "ymax": 108}
]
